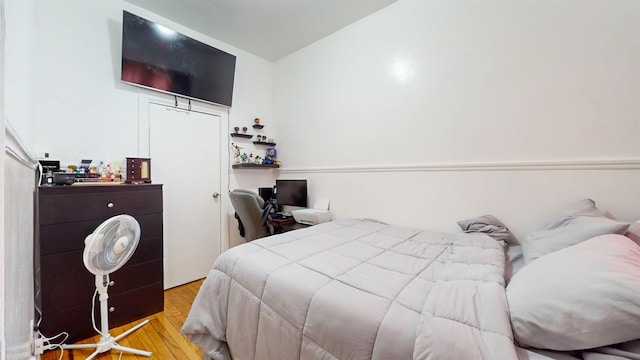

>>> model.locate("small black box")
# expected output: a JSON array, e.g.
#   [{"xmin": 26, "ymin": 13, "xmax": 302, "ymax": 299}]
[
  {"xmin": 53, "ymin": 172, "xmax": 76, "ymax": 185},
  {"xmin": 259, "ymin": 187, "xmax": 274, "ymax": 202}
]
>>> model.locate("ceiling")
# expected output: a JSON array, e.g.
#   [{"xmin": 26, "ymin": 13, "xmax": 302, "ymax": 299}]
[{"xmin": 125, "ymin": 0, "xmax": 397, "ymax": 62}]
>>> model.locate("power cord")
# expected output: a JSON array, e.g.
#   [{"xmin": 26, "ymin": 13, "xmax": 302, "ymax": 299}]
[
  {"xmin": 35, "ymin": 162, "xmax": 44, "ymax": 327},
  {"xmin": 227, "ymin": 107, "xmax": 232, "ymax": 193},
  {"xmin": 91, "ymin": 289, "xmax": 105, "ymax": 337},
  {"xmin": 33, "ymin": 330, "xmax": 68, "ymax": 360},
  {"xmin": 35, "ymin": 288, "xmax": 124, "ymax": 359}
]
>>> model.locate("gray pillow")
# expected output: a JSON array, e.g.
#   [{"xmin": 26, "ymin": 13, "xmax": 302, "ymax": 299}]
[
  {"xmin": 521, "ymin": 199, "xmax": 629, "ymax": 264},
  {"xmin": 507, "ymin": 234, "xmax": 640, "ymax": 351},
  {"xmin": 504, "ymin": 245, "xmax": 524, "ymax": 284},
  {"xmin": 457, "ymin": 214, "xmax": 518, "ymax": 245}
]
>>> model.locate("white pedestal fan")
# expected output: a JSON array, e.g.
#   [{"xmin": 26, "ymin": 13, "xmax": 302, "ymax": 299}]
[{"xmin": 61, "ymin": 214, "xmax": 152, "ymax": 359}]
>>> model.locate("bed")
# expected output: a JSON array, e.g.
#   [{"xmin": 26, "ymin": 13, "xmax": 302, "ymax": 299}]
[{"xmin": 182, "ymin": 199, "xmax": 640, "ymax": 360}]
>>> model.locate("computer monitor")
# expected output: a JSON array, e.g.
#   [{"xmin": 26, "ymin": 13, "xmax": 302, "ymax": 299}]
[{"xmin": 275, "ymin": 179, "xmax": 308, "ymax": 210}]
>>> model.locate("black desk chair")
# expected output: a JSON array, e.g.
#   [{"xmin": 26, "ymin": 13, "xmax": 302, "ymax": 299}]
[{"xmin": 229, "ymin": 189, "xmax": 274, "ymax": 241}]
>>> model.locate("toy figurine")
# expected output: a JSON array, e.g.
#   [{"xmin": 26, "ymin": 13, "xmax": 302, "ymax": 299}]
[
  {"xmin": 240, "ymin": 153, "xmax": 249, "ymax": 163},
  {"xmin": 255, "ymin": 156, "xmax": 262, "ymax": 164},
  {"xmin": 265, "ymin": 147, "xmax": 277, "ymax": 160},
  {"xmin": 231, "ymin": 142, "xmax": 242, "ymax": 164}
]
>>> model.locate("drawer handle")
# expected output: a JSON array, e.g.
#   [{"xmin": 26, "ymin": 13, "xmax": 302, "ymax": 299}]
[
  {"xmin": 107, "ymin": 202, "xmax": 114, "ymax": 208},
  {"xmin": 109, "ymin": 307, "xmax": 115, "ymax": 313},
  {"xmin": 109, "ymin": 280, "xmax": 115, "ymax": 286}
]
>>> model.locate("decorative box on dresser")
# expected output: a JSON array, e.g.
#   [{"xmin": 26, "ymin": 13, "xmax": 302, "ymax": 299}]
[{"xmin": 36, "ymin": 184, "xmax": 164, "ymax": 343}]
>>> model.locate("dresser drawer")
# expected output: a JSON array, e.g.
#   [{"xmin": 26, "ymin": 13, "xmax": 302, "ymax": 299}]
[
  {"xmin": 108, "ymin": 259, "xmax": 163, "ymax": 296},
  {"xmin": 41, "ymin": 258, "xmax": 163, "ymax": 314},
  {"xmin": 39, "ymin": 219, "xmax": 103, "ymax": 255},
  {"xmin": 39, "ymin": 301, "xmax": 96, "ymax": 342},
  {"xmin": 40, "ymin": 213, "xmax": 162, "ymax": 255},
  {"xmin": 39, "ymin": 186, "xmax": 162, "ymax": 225},
  {"xmin": 40, "ymin": 249, "xmax": 87, "ymax": 285},
  {"xmin": 126, "ymin": 236, "xmax": 163, "ymax": 267},
  {"xmin": 109, "ymin": 282, "xmax": 164, "ymax": 328},
  {"xmin": 40, "ymin": 236, "xmax": 162, "ymax": 285},
  {"xmin": 41, "ymin": 274, "xmax": 94, "ymax": 314},
  {"xmin": 39, "ymin": 282, "xmax": 164, "ymax": 343}
]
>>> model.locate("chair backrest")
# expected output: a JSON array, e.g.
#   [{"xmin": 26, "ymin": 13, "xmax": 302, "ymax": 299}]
[{"xmin": 229, "ymin": 189, "xmax": 272, "ymax": 241}]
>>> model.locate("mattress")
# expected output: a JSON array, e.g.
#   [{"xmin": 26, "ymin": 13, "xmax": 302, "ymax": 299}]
[{"xmin": 181, "ymin": 219, "xmax": 517, "ymax": 359}]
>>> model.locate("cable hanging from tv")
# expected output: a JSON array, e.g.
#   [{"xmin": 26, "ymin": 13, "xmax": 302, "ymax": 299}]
[
  {"xmin": 172, "ymin": 96, "xmax": 193, "ymax": 113},
  {"xmin": 167, "ymin": 95, "xmax": 190, "ymax": 114}
]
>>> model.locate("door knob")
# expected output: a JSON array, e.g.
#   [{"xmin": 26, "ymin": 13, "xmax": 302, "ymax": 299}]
[{"xmin": 212, "ymin": 192, "xmax": 220, "ymax": 199}]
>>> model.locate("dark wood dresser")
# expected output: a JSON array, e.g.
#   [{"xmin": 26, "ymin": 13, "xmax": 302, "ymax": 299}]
[{"xmin": 36, "ymin": 184, "xmax": 164, "ymax": 343}]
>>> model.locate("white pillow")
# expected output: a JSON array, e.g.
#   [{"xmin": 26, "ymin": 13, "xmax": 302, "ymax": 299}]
[
  {"xmin": 521, "ymin": 199, "xmax": 629, "ymax": 264},
  {"xmin": 507, "ymin": 234, "xmax": 640, "ymax": 351}
]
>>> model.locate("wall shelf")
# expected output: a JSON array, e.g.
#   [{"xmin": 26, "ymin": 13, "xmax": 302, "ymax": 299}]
[
  {"xmin": 230, "ymin": 133, "xmax": 253, "ymax": 139},
  {"xmin": 253, "ymin": 141, "xmax": 276, "ymax": 146},
  {"xmin": 232, "ymin": 163, "xmax": 279, "ymax": 169},
  {"xmin": 252, "ymin": 124, "xmax": 264, "ymax": 129}
]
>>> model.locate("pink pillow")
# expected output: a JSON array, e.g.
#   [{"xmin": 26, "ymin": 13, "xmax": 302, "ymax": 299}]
[{"xmin": 626, "ymin": 221, "xmax": 640, "ymax": 244}]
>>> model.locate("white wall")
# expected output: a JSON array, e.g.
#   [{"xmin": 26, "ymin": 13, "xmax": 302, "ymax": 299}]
[
  {"xmin": 0, "ymin": 0, "xmax": 6, "ymax": 356},
  {"xmin": 278, "ymin": 167, "xmax": 640, "ymax": 241},
  {"xmin": 274, "ymin": 0, "xmax": 640, "ymax": 236},
  {"xmin": 3, "ymin": 0, "xmax": 34, "ymax": 151}
]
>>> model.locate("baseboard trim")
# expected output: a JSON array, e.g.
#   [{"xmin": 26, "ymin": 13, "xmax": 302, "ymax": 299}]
[{"xmin": 277, "ymin": 159, "xmax": 640, "ymax": 174}]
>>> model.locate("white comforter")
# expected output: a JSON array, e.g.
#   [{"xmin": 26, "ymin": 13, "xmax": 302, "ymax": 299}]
[{"xmin": 182, "ymin": 219, "xmax": 517, "ymax": 359}]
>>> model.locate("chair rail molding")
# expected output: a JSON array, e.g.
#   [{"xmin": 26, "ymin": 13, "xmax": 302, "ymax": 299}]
[
  {"xmin": 277, "ymin": 159, "xmax": 640, "ymax": 174},
  {"xmin": 5, "ymin": 120, "xmax": 38, "ymax": 169}
]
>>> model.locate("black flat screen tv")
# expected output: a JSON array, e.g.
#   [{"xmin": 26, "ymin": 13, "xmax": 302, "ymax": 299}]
[{"xmin": 121, "ymin": 11, "xmax": 236, "ymax": 107}]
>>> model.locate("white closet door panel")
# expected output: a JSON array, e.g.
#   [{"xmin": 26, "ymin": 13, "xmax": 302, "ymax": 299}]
[{"xmin": 149, "ymin": 103, "xmax": 221, "ymax": 289}]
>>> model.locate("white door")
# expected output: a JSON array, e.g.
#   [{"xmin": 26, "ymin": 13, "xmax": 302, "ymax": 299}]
[{"xmin": 149, "ymin": 103, "xmax": 221, "ymax": 289}]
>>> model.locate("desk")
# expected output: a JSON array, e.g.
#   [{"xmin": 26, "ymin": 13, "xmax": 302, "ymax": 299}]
[{"xmin": 272, "ymin": 218, "xmax": 310, "ymax": 234}]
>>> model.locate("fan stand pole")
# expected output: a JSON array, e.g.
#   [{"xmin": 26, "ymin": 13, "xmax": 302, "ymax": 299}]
[{"xmin": 62, "ymin": 275, "xmax": 152, "ymax": 359}]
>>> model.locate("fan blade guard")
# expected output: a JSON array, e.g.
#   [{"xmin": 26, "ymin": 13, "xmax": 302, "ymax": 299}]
[{"xmin": 83, "ymin": 214, "xmax": 141, "ymax": 275}]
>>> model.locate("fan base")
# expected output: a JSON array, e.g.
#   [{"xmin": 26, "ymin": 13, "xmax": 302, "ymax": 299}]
[{"xmin": 61, "ymin": 319, "xmax": 151, "ymax": 360}]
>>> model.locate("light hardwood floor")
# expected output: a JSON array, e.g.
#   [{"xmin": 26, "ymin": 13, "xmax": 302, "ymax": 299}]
[{"xmin": 41, "ymin": 279, "xmax": 205, "ymax": 360}]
